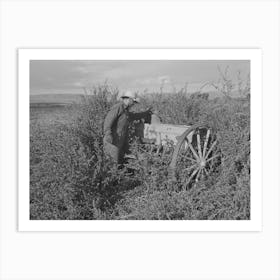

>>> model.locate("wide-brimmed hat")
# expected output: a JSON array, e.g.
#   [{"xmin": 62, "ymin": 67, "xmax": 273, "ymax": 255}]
[{"xmin": 121, "ymin": 90, "xmax": 139, "ymax": 102}]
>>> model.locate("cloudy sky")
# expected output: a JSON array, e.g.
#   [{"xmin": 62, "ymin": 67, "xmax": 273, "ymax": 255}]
[{"xmin": 30, "ymin": 60, "xmax": 250, "ymax": 95}]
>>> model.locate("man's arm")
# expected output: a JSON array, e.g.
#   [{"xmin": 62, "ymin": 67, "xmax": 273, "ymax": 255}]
[{"xmin": 128, "ymin": 109, "xmax": 152, "ymax": 123}]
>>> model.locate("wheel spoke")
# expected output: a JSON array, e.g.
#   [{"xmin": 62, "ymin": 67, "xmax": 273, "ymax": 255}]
[
  {"xmin": 185, "ymin": 137, "xmax": 199, "ymax": 160},
  {"xmin": 197, "ymin": 133, "xmax": 203, "ymax": 159},
  {"xmin": 182, "ymin": 163, "xmax": 197, "ymax": 172},
  {"xmin": 184, "ymin": 156, "xmax": 197, "ymax": 163},
  {"xmin": 203, "ymin": 129, "xmax": 210, "ymax": 158},
  {"xmin": 206, "ymin": 154, "xmax": 220, "ymax": 162},
  {"xmin": 185, "ymin": 168, "xmax": 199, "ymax": 188},
  {"xmin": 195, "ymin": 169, "xmax": 202, "ymax": 182},
  {"xmin": 203, "ymin": 168, "xmax": 209, "ymax": 176},
  {"xmin": 205, "ymin": 140, "xmax": 217, "ymax": 159}
]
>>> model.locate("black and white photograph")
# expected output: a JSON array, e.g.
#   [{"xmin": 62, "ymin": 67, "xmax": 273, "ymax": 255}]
[
  {"xmin": 2, "ymin": 1, "xmax": 280, "ymax": 279},
  {"xmin": 28, "ymin": 53, "xmax": 252, "ymax": 222}
]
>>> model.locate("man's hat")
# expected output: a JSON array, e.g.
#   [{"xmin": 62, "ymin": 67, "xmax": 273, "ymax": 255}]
[{"xmin": 121, "ymin": 90, "xmax": 139, "ymax": 103}]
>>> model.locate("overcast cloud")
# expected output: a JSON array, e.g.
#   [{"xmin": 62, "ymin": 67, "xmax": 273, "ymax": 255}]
[{"xmin": 30, "ymin": 60, "xmax": 250, "ymax": 95}]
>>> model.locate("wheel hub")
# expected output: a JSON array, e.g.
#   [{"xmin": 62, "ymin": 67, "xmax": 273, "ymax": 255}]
[{"xmin": 200, "ymin": 159, "xmax": 206, "ymax": 168}]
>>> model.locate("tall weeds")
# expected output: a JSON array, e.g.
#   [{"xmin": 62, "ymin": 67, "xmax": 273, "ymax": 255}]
[{"xmin": 30, "ymin": 84, "xmax": 250, "ymax": 220}]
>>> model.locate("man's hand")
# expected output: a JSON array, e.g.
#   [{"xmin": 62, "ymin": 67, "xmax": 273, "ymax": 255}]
[{"xmin": 147, "ymin": 107, "xmax": 159, "ymax": 115}]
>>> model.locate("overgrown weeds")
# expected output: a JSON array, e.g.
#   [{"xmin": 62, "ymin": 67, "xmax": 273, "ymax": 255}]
[{"xmin": 30, "ymin": 84, "xmax": 250, "ymax": 220}]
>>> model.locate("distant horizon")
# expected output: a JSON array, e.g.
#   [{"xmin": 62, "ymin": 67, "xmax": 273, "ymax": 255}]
[
  {"xmin": 29, "ymin": 86, "xmax": 219, "ymax": 96},
  {"xmin": 30, "ymin": 89, "xmax": 246, "ymax": 107},
  {"xmin": 29, "ymin": 89, "xmax": 240, "ymax": 96}
]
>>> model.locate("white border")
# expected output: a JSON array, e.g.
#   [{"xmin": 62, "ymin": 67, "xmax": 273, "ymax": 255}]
[{"xmin": 19, "ymin": 48, "xmax": 262, "ymax": 231}]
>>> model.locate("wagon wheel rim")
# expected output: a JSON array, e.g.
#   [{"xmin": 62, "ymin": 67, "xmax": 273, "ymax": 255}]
[{"xmin": 169, "ymin": 124, "xmax": 219, "ymax": 189}]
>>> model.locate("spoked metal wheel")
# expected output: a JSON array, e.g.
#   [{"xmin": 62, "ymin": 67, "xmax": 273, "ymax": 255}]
[{"xmin": 169, "ymin": 124, "xmax": 220, "ymax": 189}]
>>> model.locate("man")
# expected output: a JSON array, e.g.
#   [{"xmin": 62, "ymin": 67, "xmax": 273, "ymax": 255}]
[{"xmin": 103, "ymin": 90, "xmax": 153, "ymax": 164}]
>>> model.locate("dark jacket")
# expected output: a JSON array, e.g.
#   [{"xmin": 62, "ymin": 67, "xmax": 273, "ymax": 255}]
[{"xmin": 103, "ymin": 102, "xmax": 151, "ymax": 162}]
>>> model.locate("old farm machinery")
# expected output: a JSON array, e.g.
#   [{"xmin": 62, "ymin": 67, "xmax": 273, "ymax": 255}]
[{"xmin": 132, "ymin": 114, "xmax": 221, "ymax": 188}]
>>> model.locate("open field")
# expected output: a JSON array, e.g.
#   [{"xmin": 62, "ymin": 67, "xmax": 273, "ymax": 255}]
[
  {"xmin": 30, "ymin": 93, "xmax": 83, "ymax": 105},
  {"xmin": 30, "ymin": 94, "xmax": 82, "ymax": 125},
  {"xmin": 30, "ymin": 87, "xmax": 250, "ymax": 220}
]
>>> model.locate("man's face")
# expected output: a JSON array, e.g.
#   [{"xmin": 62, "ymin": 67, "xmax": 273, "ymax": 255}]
[{"xmin": 123, "ymin": 97, "xmax": 135, "ymax": 108}]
